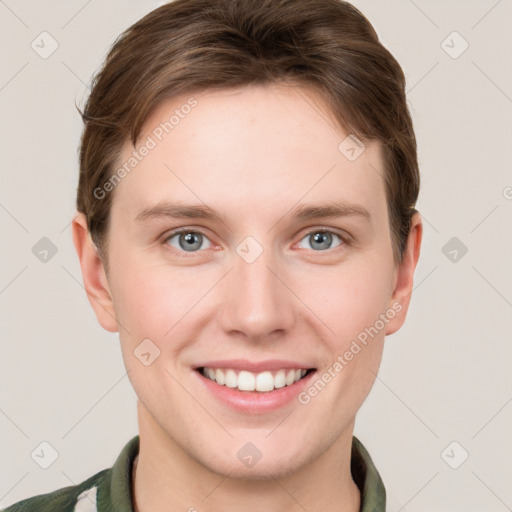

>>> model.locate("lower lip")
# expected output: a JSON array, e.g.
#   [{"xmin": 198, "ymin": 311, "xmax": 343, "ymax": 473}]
[{"xmin": 194, "ymin": 369, "xmax": 316, "ymax": 413}]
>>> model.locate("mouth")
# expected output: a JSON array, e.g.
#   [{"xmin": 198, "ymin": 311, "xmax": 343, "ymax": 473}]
[
  {"xmin": 191, "ymin": 359, "xmax": 318, "ymax": 413},
  {"xmin": 196, "ymin": 366, "xmax": 316, "ymax": 393}
]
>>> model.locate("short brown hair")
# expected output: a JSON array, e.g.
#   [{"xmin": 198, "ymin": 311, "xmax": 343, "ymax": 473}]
[{"xmin": 76, "ymin": 0, "xmax": 419, "ymax": 271}]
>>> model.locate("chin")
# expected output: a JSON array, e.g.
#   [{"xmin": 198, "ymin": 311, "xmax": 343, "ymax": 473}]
[
  {"xmin": 209, "ymin": 460, "xmax": 301, "ymax": 481},
  {"xmin": 196, "ymin": 444, "xmax": 310, "ymax": 481}
]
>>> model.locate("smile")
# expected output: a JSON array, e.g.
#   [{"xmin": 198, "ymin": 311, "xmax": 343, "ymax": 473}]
[
  {"xmin": 193, "ymin": 359, "xmax": 317, "ymax": 413},
  {"xmin": 200, "ymin": 367, "xmax": 313, "ymax": 392}
]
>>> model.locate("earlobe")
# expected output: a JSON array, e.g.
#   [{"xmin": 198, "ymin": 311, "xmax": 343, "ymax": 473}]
[
  {"xmin": 385, "ymin": 212, "xmax": 423, "ymax": 336},
  {"xmin": 71, "ymin": 212, "xmax": 118, "ymax": 333}
]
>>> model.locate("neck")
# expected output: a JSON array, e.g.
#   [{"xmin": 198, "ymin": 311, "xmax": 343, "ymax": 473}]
[{"xmin": 132, "ymin": 404, "xmax": 360, "ymax": 512}]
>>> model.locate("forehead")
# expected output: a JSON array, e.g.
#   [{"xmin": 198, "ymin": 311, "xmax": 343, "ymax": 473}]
[{"xmin": 111, "ymin": 84, "xmax": 387, "ymax": 226}]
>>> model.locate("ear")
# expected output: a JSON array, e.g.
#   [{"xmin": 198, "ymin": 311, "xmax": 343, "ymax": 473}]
[
  {"xmin": 71, "ymin": 212, "xmax": 118, "ymax": 332},
  {"xmin": 385, "ymin": 212, "xmax": 423, "ymax": 335}
]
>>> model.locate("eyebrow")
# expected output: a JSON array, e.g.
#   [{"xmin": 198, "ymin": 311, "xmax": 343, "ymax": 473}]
[
  {"xmin": 135, "ymin": 202, "xmax": 223, "ymax": 223},
  {"xmin": 290, "ymin": 202, "xmax": 371, "ymax": 221},
  {"xmin": 134, "ymin": 200, "xmax": 371, "ymax": 223}
]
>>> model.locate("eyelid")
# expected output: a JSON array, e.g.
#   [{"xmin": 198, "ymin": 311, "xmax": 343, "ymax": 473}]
[
  {"xmin": 163, "ymin": 226, "xmax": 211, "ymax": 240},
  {"xmin": 301, "ymin": 224, "xmax": 352, "ymax": 240}
]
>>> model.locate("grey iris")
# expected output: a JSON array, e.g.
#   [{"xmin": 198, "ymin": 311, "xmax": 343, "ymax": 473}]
[
  {"xmin": 179, "ymin": 232, "xmax": 203, "ymax": 251},
  {"xmin": 310, "ymin": 232, "xmax": 332, "ymax": 250}
]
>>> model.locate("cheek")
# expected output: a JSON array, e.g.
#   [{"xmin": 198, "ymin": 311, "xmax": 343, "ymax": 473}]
[
  {"xmin": 320, "ymin": 256, "xmax": 393, "ymax": 402},
  {"xmin": 109, "ymin": 252, "xmax": 212, "ymax": 340},
  {"xmin": 306, "ymin": 255, "xmax": 394, "ymax": 348},
  {"xmin": 109, "ymin": 258, "xmax": 204, "ymax": 404}
]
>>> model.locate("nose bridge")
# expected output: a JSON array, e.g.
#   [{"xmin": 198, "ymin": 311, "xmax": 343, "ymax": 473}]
[{"xmin": 219, "ymin": 238, "xmax": 295, "ymax": 339}]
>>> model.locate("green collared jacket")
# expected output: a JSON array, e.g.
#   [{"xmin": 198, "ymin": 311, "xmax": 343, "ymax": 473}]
[{"xmin": 2, "ymin": 435, "xmax": 386, "ymax": 511}]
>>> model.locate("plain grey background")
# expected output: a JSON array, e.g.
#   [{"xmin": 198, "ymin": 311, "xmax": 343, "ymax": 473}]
[{"xmin": 1, "ymin": 1, "xmax": 511, "ymax": 510}]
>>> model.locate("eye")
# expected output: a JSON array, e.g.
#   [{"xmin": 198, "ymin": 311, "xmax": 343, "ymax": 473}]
[
  {"xmin": 297, "ymin": 230, "xmax": 345, "ymax": 251},
  {"xmin": 164, "ymin": 229, "xmax": 212, "ymax": 252}
]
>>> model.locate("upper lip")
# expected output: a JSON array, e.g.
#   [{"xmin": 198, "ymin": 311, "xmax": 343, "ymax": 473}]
[{"xmin": 194, "ymin": 359, "xmax": 315, "ymax": 372}]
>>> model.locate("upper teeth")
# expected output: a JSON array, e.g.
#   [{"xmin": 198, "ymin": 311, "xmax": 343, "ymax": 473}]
[{"xmin": 202, "ymin": 368, "xmax": 308, "ymax": 392}]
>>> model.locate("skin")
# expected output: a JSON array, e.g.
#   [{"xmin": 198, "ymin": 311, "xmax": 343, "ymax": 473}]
[{"xmin": 72, "ymin": 83, "xmax": 422, "ymax": 512}]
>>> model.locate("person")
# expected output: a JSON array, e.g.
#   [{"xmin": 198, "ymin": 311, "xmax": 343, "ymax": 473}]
[{"xmin": 3, "ymin": 0, "xmax": 422, "ymax": 510}]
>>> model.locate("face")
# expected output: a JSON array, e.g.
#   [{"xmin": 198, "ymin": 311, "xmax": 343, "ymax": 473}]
[{"xmin": 76, "ymin": 83, "xmax": 419, "ymax": 479}]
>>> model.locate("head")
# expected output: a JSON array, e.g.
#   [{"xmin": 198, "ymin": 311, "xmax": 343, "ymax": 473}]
[{"xmin": 72, "ymin": 0, "xmax": 422, "ymax": 479}]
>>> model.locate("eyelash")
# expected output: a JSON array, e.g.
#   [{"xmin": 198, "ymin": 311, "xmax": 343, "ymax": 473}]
[{"xmin": 161, "ymin": 227, "xmax": 351, "ymax": 256}]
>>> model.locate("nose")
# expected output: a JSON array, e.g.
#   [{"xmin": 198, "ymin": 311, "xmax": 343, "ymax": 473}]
[{"xmin": 218, "ymin": 245, "xmax": 296, "ymax": 342}]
